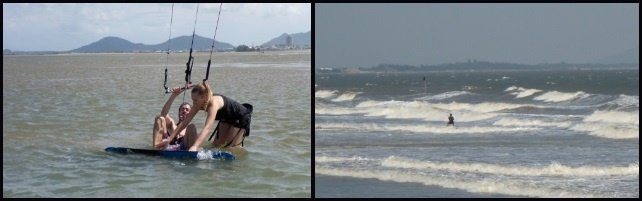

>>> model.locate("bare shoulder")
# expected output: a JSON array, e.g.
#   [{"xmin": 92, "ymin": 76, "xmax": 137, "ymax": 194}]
[{"xmin": 210, "ymin": 95, "xmax": 224, "ymax": 110}]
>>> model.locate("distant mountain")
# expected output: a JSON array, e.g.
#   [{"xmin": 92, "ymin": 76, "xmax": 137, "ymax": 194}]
[
  {"xmin": 71, "ymin": 35, "xmax": 235, "ymax": 53},
  {"xmin": 72, "ymin": 36, "xmax": 144, "ymax": 52},
  {"xmin": 261, "ymin": 31, "xmax": 311, "ymax": 47},
  {"xmin": 593, "ymin": 47, "xmax": 639, "ymax": 64},
  {"xmin": 147, "ymin": 35, "xmax": 235, "ymax": 52}
]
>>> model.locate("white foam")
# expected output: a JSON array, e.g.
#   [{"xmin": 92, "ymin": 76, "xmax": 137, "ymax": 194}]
[
  {"xmin": 505, "ymin": 86, "xmax": 519, "ymax": 92},
  {"xmin": 358, "ymin": 101, "xmax": 497, "ymax": 122},
  {"xmin": 315, "ymin": 106, "xmax": 359, "ymax": 115},
  {"xmin": 505, "ymin": 86, "xmax": 544, "ymax": 99},
  {"xmin": 320, "ymin": 100, "xmax": 534, "ymax": 122},
  {"xmin": 515, "ymin": 88, "xmax": 543, "ymax": 98},
  {"xmin": 315, "ymin": 122, "xmax": 539, "ymax": 134},
  {"xmin": 351, "ymin": 101, "xmax": 434, "ymax": 121},
  {"xmin": 315, "ymin": 156, "xmax": 377, "ymax": 163},
  {"xmin": 357, "ymin": 100, "xmax": 528, "ymax": 113},
  {"xmin": 570, "ymin": 110, "xmax": 639, "ymax": 139},
  {"xmin": 609, "ymin": 94, "xmax": 639, "ymax": 108},
  {"xmin": 493, "ymin": 118, "xmax": 572, "ymax": 128},
  {"xmin": 415, "ymin": 91, "xmax": 474, "ymax": 101},
  {"xmin": 315, "ymin": 166, "xmax": 601, "ymax": 198},
  {"xmin": 533, "ymin": 91, "xmax": 590, "ymax": 102},
  {"xmin": 583, "ymin": 110, "xmax": 639, "ymax": 125},
  {"xmin": 571, "ymin": 123, "xmax": 639, "ymax": 139},
  {"xmin": 352, "ymin": 100, "xmax": 394, "ymax": 107},
  {"xmin": 331, "ymin": 92, "xmax": 360, "ymax": 102},
  {"xmin": 315, "ymin": 90, "xmax": 338, "ymax": 99},
  {"xmin": 196, "ymin": 150, "xmax": 221, "ymax": 160},
  {"xmin": 430, "ymin": 102, "xmax": 527, "ymax": 113},
  {"xmin": 382, "ymin": 156, "xmax": 639, "ymax": 177}
]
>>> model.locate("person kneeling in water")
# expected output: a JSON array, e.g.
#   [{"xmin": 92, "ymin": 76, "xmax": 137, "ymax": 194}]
[
  {"xmin": 447, "ymin": 113, "xmax": 455, "ymax": 127},
  {"xmin": 161, "ymin": 82, "xmax": 253, "ymax": 151}
]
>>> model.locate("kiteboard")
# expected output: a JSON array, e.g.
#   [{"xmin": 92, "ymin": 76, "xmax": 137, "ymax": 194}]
[{"xmin": 105, "ymin": 147, "xmax": 235, "ymax": 160}]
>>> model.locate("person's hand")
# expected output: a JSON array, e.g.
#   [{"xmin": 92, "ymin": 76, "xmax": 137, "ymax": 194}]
[
  {"xmin": 154, "ymin": 141, "xmax": 169, "ymax": 149},
  {"xmin": 170, "ymin": 86, "xmax": 182, "ymax": 96}
]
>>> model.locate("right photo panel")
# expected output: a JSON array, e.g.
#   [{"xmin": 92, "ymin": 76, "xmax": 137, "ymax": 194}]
[{"xmin": 314, "ymin": 3, "xmax": 639, "ymax": 198}]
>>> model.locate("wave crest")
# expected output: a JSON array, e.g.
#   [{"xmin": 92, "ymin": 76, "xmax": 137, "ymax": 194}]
[
  {"xmin": 533, "ymin": 91, "xmax": 590, "ymax": 102},
  {"xmin": 332, "ymin": 92, "xmax": 360, "ymax": 102},
  {"xmin": 315, "ymin": 90, "xmax": 338, "ymax": 99},
  {"xmin": 570, "ymin": 110, "xmax": 639, "ymax": 139},
  {"xmin": 505, "ymin": 86, "xmax": 543, "ymax": 98},
  {"xmin": 492, "ymin": 118, "xmax": 572, "ymax": 128},
  {"xmin": 415, "ymin": 91, "xmax": 475, "ymax": 101},
  {"xmin": 315, "ymin": 166, "xmax": 601, "ymax": 198},
  {"xmin": 382, "ymin": 156, "xmax": 639, "ymax": 177}
]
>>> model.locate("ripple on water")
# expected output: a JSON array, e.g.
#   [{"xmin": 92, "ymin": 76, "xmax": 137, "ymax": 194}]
[{"xmin": 4, "ymin": 52, "xmax": 311, "ymax": 197}]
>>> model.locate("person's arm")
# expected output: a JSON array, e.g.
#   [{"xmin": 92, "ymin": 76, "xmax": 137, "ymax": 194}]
[
  {"xmin": 188, "ymin": 101, "xmax": 219, "ymax": 152},
  {"xmin": 160, "ymin": 87, "xmax": 182, "ymax": 117}
]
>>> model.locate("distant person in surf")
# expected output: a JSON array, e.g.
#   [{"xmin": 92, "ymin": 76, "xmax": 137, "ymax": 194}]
[
  {"xmin": 160, "ymin": 81, "xmax": 253, "ymax": 152},
  {"xmin": 152, "ymin": 86, "xmax": 195, "ymax": 151},
  {"xmin": 447, "ymin": 113, "xmax": 455, "ymax": 127}
]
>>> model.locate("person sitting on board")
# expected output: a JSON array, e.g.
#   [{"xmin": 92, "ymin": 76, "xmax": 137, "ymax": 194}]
[
  {"xmin": 447, "ymin": 113, "xmax": 455, "ymax": 127},
  {"xmin": 159, "ymin": 81, "xmax": 253, "ymax": 152},
  {"xmin": 152, "ymin": 87, "xmax": 197, "ymax": 151}
]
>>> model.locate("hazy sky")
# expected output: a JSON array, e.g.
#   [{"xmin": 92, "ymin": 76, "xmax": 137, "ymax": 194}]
[
  {"xmin": 316, "ymin": 3, "xmax": 639, "ymax": 67},
  {"xmin": 3, "ymin": 3, "xmax": 311, "ymax": 51}
]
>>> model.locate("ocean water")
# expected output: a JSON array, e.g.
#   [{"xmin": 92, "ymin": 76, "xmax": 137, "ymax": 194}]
[
  {"xmin": 315, "ymin": 68, "xmax": 639, "ymax": 198},
  {"xmin": 3, "ymin": 50, "xmax": 311, "ymax": 197}
]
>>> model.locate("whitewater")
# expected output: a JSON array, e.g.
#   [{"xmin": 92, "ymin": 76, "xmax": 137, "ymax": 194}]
[{"xmin": 315, "ymin": 69, "xmax": 639, "ymax": 198}]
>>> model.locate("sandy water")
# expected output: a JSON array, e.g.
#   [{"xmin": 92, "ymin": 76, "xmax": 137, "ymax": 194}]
[{"xmin": 3, "ymin": 50, "xmax": 311, "ymax": 197}]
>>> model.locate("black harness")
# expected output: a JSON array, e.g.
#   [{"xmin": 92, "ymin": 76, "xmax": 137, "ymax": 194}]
[{"xmin": 208, "ymin": 101, "xmax": 253, "ymax": 147}]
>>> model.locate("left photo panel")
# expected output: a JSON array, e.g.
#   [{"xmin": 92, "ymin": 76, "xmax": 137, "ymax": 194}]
[{"xmin": 3, "ymin": 3, "xmax": 311, "ymax": 198}]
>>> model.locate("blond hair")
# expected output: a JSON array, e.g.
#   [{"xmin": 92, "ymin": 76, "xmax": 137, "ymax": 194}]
[{"xmin": 191, "ymin": 81, "xmax": 212, "ymax": 110}]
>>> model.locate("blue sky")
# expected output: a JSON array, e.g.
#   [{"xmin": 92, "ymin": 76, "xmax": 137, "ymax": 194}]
[
  {"xmin": 316, "ymin": 3, "xmax": 639, "ymax": 66},
  {"xmin": 3, "ymin": 3, "xmax": 311, "ymax": 51}
]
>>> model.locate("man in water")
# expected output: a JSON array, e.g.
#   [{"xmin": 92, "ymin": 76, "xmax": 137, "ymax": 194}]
[
  {"xmin": 447, "ymin": 113, "xmax": 455, "ymax": 127},
  {"xmin": 152, "ymin": 87, "xmax": 194, "ymax": 150}
]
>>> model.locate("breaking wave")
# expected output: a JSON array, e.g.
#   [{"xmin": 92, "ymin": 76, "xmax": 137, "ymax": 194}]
[
  {"xmin": 315, "ymin": 90, "xmax": 338, "ymax": 99},
  {"xmin": 317, "ymin": 99, "xmax": 549, "ymax": 122},
  {"xmin": 316, "ymin": 155, "xmax": 636, "ymax": 197},
  {"xmin": 533, "ymin": 91, "xmax": 590, "ymax": 103},
  {"xmin": 415, "ymin": 91, "xmax": 476, "ymax": 101},
  {"xmin": 315, "ymin": 90, "xmax": 361, "ymax": 102},
  {"xmin": 315, "ymin": 166, "xmax": 602, "ymax": 198},
  {"xmin": 505, "ymin": 86, "xmax": 543, "ymax": 98},
  {"xmin": 492, "ymin": 117, "xmax": 572, "ymax": 128},
  {"xmin": 608, "ymin": 94, "xmax": 639, "ymax": 108},
  {"xmin": 570, "ymin": 110, "xmax": 639, "ymax": 139},
  {"xmin": 315, "ymin": 156, "xmax": 377, "ymax": 163},
  {"xmin": 381, "ymin": 156, "xmax": 639, "ymax": 177},
  {"xmin": 332, "ymin": 92, "xmax": 360, "ymax": 102}
]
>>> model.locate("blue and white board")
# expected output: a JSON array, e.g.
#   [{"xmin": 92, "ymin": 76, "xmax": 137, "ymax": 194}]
[{"xmin": 105, "ymin": 147, "xmax": 235, "ymax": 160}]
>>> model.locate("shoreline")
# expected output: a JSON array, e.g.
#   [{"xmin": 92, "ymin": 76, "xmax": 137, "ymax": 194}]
[{"xmin": 3, "ymin": 49, "xmax": 311, "ymax": 56}]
